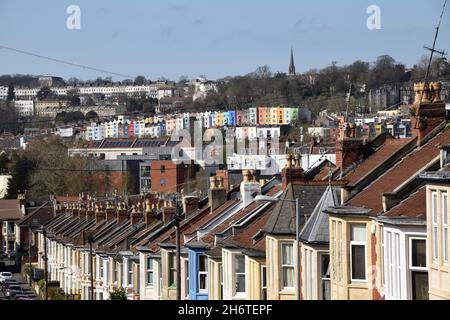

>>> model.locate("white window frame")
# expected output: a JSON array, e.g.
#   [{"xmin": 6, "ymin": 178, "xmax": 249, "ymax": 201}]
[
  {"xmin": 409, "ymin": 237, "xmax": 427, "ymax": 271},
  {"xmin": 280, "ymin": 242, "xmax": 295, "ymax": 290},
  {"xmin": 349, "ymin": 224, "xmax": 367, "ymax": 282},
  {"xmin": 198, "ymin": 255, "xmax": 208, "ymax": 293},
  {"xmin": 442, "ymin": 192, "xmax": 448, "ymax": 264},
  {"xmin": 184, "ymin": 259, "xmax": 189, "ymax": 299},
  {"xmin": 431, "ymin": 191, "xmax": 438, "ymax": 262},
  {"xmin": 261, "ymin": 265, "xmax": 267, "ymax": 300},
  {"xmin": 233, "ymin": 254, "xmax": 246, "ymax": 297},
  {"xmin": 104, "ymin": 259, "xmax": 110, "ymax": 285},
  {"xmin": 319, "ymin": 252, "xmax": 331, "ymax": 300},
  {"xmin": 338, "ymin": 222, "xmax": 343, "ymax": 281},
  {"xmin": 125, "ymin": 259, "xmax": 133, "ymax": 287},
  {"xmin": 146, "ymin": 256, "xmax": 154, "ymax": 287}
]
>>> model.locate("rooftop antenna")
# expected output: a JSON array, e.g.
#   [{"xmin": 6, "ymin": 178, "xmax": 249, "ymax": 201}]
[
  {"xmin": 415, "ymin": 0, "xmax": 448, "ymax": 127},
  {"xmin": 345, "ymin": 77, "xmax": 352, "ymax": 122}
]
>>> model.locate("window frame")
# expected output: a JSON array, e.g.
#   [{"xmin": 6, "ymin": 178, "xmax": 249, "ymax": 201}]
[
  {"xmin": 442, "ymin": 192, "xmax": 448, "ymax": 264},
  {"xmin": 146, "ymin": 256, "xmax": 154, "ymax": 287},
  {"xmin": 431, "ymin": 190, "xmax": 438, "ymax": 262},
  {"xmin": 198, "ymin": 255, "xmax": 208, "ymax": 293},
  {"xmin": 409, "ymin": 237, "xmax": 427, "ymax": 271},
  {"xmin": 168, "ymin": 252, "xmax": 176, "ymax": 287},
  {"xmin": 125, "ymin": 259, "xmax": 133, "ymax": 287},
  {"xmin": 233, "ymin": 254, "xmax": 246, "ymax": 296},
  {"xmin": 349, "ymin": 224, "xmax": 367, "ymax": 282},
  {"xmin": 280, "ymin": 242, "xmax": 295, "ymax": 290}
]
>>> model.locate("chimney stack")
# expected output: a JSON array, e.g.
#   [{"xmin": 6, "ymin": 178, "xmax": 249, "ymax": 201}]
[
  {"xmin": 117, "ymin": 202, "xmax": 129, "ymax": 224},
  {"xmin": 144, "ymin": 199, "xmax": 159, "ymax": 226},
  {"xmin": 86, "ymin": 202, "xmax": 95, "ymax": 221},
  {"xmin": 209, "ymin": 176, "xmax": 227, "ymax": 213},
  {"xmin": 281, "ymin": 153, "xmax": 306, "ymax": 188},
  {"xmin": 411, "ymin": 81, "xmax": 446, "ymax": 146},
  {"xmin": 162, "ymin": 205, "xmax": 176, "ymax": 224},
  {"xmin": 130, "ymin": 204, "xmax": 144, "ymax": 225},
  {"xmin": 105, "ymin": 202, "xmax": 116, "ymax": 221},
  {"xmin": 95, "ymin": 204, "xmax": 106, "ymax": 224},
  {"xmin": 183, "ymin": 196, "xmax": 199, "ymax": 216},
  {"xmin": 240, "ymin": 170, "xmax": 261, "ymax": 208}
]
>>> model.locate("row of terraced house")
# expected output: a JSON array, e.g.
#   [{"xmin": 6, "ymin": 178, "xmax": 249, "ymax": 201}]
[
  {"xmin": 5, "ymin": 81, "xmax": 450, "ymax": 300},
  {"xmin": 82, "ymin": 107, "xmax": 302, "ymax": 141}
]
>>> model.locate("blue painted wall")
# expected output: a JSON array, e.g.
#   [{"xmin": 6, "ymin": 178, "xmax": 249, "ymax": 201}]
[{"xmin": 188, "ymin": 248, "xmax": 208, "ymax": 300}]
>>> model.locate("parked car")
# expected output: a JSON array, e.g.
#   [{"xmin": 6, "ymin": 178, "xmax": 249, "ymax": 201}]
[
  {"xmin": 15, "ymin": 296, "xmax": 36, "ymax": 300},
  {"xmin": 6, "ymin": 285, "xmax": 23, "ymax": 298},
  {"xmin": 0, "ymin": 272, "xmax": 12, "ymax": 282},
  {"xmin": 1, "ymin": 279, "xmax": 18, "ymax": 292},
  {"xmin": 12, "ymin": 292, "xmax": 35, "ymax": 300}
]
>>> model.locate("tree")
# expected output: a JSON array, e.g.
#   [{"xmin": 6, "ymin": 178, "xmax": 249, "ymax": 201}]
[
  {"xmin": 6, "ymin": 153, "xmax": 35, "ymax": 199},
  {"xmin": 134, "ymin": 75, "xmax": 146, "ymax": 86},
  {"xmin": 109, "ymin": 287, "xmax": 128, "ymax": 300},
  {"xmin": 7, "ymin": 83, "xmax": 15, "ymax": 102},
  {"xmin": 37, "ymin": 87, "xmax": 56, "ymax": 101},
  {"xmin": 85, "ymin": 111, "xmax": 99, "ymax": 122}
]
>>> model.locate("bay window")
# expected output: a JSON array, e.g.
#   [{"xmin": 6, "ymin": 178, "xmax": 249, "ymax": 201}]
[
  {"xmin": 409, "ymin": 238, "xmax": 428, "ymax": 300},
  {"xmin": 234, "ymin": 254, "xmax": 246, "ymax": 294},
  {"xmin": 320, "ymin": 254, "xmax": 331, "ymax": 300},
  {"xmin": 169, "ymin": 252, "xmax": 176, "ymax": 287},
  {"xmin": 442, "ymin": 192, "xmax": 448, "ymax": 264},
  {"xmin": 431, "ymin": 191, "xmax": 438, "ymax": 261},
  {"xmin": 281, "ymin": 243, "xmax": 294, "ymax": 289},
  {"xmin": 127, "ymin": 260, "xmax": 133, "ymax": 286},
  {"xmin": 198, "ymin": 255, "xmax": 208, "ymax": 292},
  {"xmin": 350, "ymin": 224, "xmax": 366, "ymax": 281},
  {"xmin": 146, "ymin": 256, "xmax": 154, "ymax": 286},
  {"xmin": 261, "ymin": 265, "xmax": 267, "ymax": 300}
]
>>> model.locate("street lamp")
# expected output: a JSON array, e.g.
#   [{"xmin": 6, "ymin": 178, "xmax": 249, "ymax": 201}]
[
  {"xmin": 255, "ymin": 194, "xmax": 301, "ymax": 300},
  {"xmin": 87, "ymin": 235, "xmax": 95, "ymax": 301},
  {"xmin": 28, "ymin": 218, "xmax": 40, "ymax": 287}
]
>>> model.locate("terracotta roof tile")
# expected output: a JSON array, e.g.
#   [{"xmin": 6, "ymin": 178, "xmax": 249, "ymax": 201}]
[
  {"xmin": 349, "ymin": 129, "xmax": 450, "ymax": 213},
  {"xmin": 0, "ymin": 200, "xmax": 22, "ymax": 220},
  {"xmin": 346, "ymin": 136, "xmax": 416, "ymax": 186},
  {"xmin": 382, "ymin": 186, "xmax": 426, "ymax": 219}
]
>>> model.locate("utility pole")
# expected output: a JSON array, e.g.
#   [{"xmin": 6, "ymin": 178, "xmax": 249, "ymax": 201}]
[
  {"xmin": 175, "ymin": 199, "xmax": 182, "ymax": 300},
  {"xmin": 28, "ymin": 222, "xmax": 32, "ymax": 287},
  {"xmin": 43, "ymin": 227, "xmax": 48, "ymax": 301},
  {"xmin": 88, "ymin": 235, "xmax": 95, "ymax": 300}
]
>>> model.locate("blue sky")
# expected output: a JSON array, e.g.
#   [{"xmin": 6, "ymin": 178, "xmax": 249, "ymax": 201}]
[{"xmin": 0, "ymin": 0, "xmax": 449, "ymax": 80}]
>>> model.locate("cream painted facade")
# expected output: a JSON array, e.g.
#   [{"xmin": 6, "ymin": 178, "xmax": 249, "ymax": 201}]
[
  {"xmin": 426, "ymin": 184, "xmax": 450, "ymax": 300},
  {"xmin": 138, "ymin": 253, "xmax": 163, "ymax": 300},
  {"xmin": 329, "ymin": 215, "xmax": 377, "ymax": 300},
  {"xmin": 265, "ymin": 235, "xmax": 297, "ymax": 300},
  {"xmin": 300, "ymin": 244, "xmax": 330, "ymax": 300},
  {"xmin": 207, "ymin": 258, "xmax": 223, "ymax": 300}
]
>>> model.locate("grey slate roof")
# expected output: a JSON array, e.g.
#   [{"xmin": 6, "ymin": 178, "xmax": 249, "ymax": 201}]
[
  {"xmin": 263, "ymin": 184, "xmax": 328, "ymax": 235},
  {"xmin": 299, "ymin": 186, "xmax": 340, "ymax": 245}
]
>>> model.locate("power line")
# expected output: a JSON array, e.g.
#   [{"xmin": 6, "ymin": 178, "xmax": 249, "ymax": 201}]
[{"xmin": 0, "ymin": 44, "xmax": 135, "ymax": 79}]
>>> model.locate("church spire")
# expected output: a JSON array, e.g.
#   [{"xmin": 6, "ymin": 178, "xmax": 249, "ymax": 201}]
[{"xmin": 289, "ymin": 47, "xmax": 296, "ymax": 77}]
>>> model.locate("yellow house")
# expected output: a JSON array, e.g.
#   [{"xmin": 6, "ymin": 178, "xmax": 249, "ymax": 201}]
[
  {"xmin": 326, "ymin": 206, "xmax": 378, "ymax": 300},
  {"xmin": 160, "ymin": 245, "xmax": 177, "ymax": 300},
  {"xmin": 206, "ymin": 249, "xmax": 223, "ymax": 300},
  {"xmin": 216, "ymin": 112, "xmax": 224, "ymax": 127},
  {"xmin": 422, "ymin": 172, "xmax": 450, "ymax": 300},
  {"xmin": 265, "ymin": 235, "xmax": 297, "ymax": 300},
  {"xmin": 277, "ymin": 107, "xmax": 284, "ymax": 125}
]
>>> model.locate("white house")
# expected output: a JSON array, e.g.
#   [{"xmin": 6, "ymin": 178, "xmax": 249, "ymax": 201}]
[{"xmin": 14, "ymin": 100, "xmax": 34, "ymax": 117}]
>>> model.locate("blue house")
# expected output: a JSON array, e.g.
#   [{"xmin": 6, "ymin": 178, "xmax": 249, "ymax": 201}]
[
  {"xmin": 159, "ymin": 122, "xmax": 166, "ymax": 137},
  {"xmin": 187, "ymin": 245, "xmax": 209, "ymax": 300},
  {"xmin": 123, "ymin": 123, "xmax": 129, "ymax": 138},
  {"xmin": 228, "ymin": 110, "xmax": 236, "ymax": 127}
]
